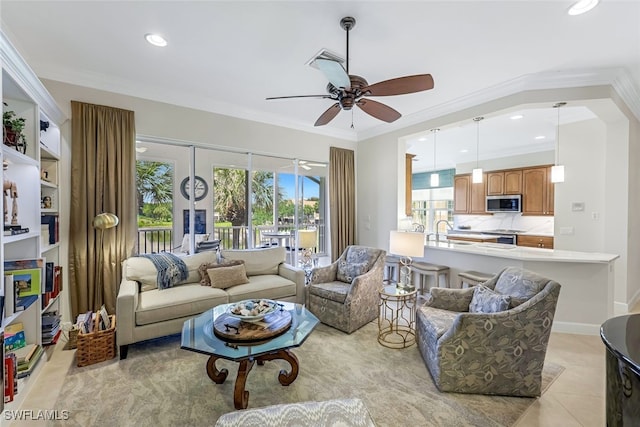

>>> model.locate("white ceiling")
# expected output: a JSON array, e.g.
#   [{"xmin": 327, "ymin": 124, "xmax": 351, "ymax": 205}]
[{"xmin": 2, "ymin": 0, "xmax": 639, "ymax": 161}]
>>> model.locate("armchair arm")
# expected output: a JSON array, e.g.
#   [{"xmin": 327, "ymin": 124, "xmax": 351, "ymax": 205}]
[
  {"xmin": 345, "ymin": 256, "xmax": 385, "ymax": 304},
  {"xmin": 278, "ymin": 263, "xmax": 305, "ymax": 304},
  {"xmin": 116, "ymin": 279, "xmax": 139, "ymax": 347},
  {"xmin": 308, "ymin": 262, "xmax": 338, "ymax": 285}
]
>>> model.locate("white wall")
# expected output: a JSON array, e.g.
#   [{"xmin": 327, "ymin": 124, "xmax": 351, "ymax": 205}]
[{"xmin": 456, "ymin": 151, "xmax": 554, "ymax": 174}]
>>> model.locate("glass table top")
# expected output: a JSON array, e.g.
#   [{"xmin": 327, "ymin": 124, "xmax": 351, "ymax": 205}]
[{"xmin": 181, "ymin": 302, "xmax": 319, "ymax": 361}]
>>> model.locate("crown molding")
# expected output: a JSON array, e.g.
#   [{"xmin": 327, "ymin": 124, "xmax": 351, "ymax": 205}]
[
  {"xmin": 0, "ymin": 31, "xmax": 67, "ymax": 125},
  {"xmin": 357, "ymin": 67, "xmax": 640, "ymax": 141}
]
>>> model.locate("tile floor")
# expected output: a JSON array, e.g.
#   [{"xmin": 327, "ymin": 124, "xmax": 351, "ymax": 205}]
[{"xmin": 12, "ymin": 301, "xmax": 640, "ymax": 426}]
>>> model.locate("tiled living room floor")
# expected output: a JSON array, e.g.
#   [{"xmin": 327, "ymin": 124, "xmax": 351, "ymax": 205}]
[{"xmin": 15, "ymin": 302, "xmax": 640, "ymax": 426}]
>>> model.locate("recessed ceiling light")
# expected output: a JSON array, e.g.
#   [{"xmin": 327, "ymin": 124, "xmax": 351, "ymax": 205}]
[
  {"xmin": 460, "ymin": 149, "xmax": 468, "ymax": 153},
  {"xmin": 418, "ymin": 137, "xmax": 427, "ymax": 142},
  {"xmin": 510, "ymin": 114, "xmax": 524, "ymax": 120},
  {"xmin": 568, "ymin": 0, "xmax": 599, "ymax": 16},
  {"xmin": 534, "ymin": 135, "xmax": 546, "ymax": 140},
  {"xmin": 145, "ymin": 33, "xmax": 167, "ymax": 47}
]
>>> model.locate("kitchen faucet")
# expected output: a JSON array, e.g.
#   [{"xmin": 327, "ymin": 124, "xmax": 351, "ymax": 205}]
[{"xmin": 435, "ymin": 220, "xmax": 453, "ymax": 242}]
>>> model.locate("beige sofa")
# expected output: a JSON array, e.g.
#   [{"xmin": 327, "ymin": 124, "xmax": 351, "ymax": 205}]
[{"xmin": 116, "ymin": 246, "xmax": 305, "ymax": 359}]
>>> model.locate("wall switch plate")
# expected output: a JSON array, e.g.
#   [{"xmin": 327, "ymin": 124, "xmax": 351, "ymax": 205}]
[
  {"xmin": 560, "ymin": 227, "xmax": 574, "ymax": 235},
  {"xmin": 591, "ymin": 212, "xmax": 600, "ymax": 220},
  {"xmin": 571, "ymin": 202, "xmax": 585, "ymax": 212}
]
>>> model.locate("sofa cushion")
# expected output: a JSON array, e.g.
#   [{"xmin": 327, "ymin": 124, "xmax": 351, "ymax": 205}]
[
  {"xmin": 336, "ymin": 261, "xmax": 368, "ymax": 284},
  {"xmin": 199, "ymin": 259, "xmax": 243, "ymax": 286},
  {"xmin": 135, "ymin": 284, "xmax": 228, "ymax": 325},
  {"xmin": 427, "ymin": 287, "xmax": 475, "ymax": 312},
  {"xmin": 226, "ymin": 274, "xmax": 297, "ymax": 302},
  {"xmin": 125, "ymin": 252, "xmax": 217, "ymax": 292},
  {"xmin": 418, "ymin": 306, "xmax": 459, "ymax": 341},
  {"xmin": 208, "ymin": 263, "xmax": 250, "ymax": 289},
  {"xmin": 493, "ymin": 267, "xmax": 549, "ymax": 307},
  {"xmin": 221, "ymin": 246, "xmax": 285, "ymax": 276},
  {"xmin": 469, "ymin": 285, "xmax": 511, "ymax": 313},
  {"xmin": 308, "ymin": 281, "xmax": 352, "ymax": 303}
]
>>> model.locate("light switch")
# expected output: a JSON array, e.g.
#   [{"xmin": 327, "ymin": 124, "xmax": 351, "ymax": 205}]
[
  {"xmin": 571, "ymin": 202, "xmax": 585, "ymax": 212},
  {"xmin": 591, "ymin": 212, "xmax": 600, "ymax": 220}
]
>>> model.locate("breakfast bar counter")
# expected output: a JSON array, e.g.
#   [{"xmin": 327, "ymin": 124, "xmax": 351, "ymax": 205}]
[{"xmin": 417, "ymin": 241, "xmax": 619, "ymax": 335}]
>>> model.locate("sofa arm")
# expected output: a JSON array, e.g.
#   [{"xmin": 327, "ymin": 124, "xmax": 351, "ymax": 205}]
[
  {"xmin": 278, "ymin": 263, "xmax": 306, "ymax": 305},
  {"xmin": 116, "ymin": 279, "xmax": 139, "ymax": 347}
]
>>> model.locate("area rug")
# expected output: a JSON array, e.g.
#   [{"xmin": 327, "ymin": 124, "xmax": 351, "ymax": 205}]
[{"xmin": 52, "ymin": 321, "xmax": 563, "ymax": 427}]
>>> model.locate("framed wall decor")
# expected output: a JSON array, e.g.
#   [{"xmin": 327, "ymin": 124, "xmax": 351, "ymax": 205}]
[{"xmin": 183, "ymin": 209, "xmax": 207, "ymax": 234}]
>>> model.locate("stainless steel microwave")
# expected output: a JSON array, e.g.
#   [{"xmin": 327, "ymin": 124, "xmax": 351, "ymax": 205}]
[{"xmin": 486, "ymin": 195, "xmax": 522, "ymax": 213}]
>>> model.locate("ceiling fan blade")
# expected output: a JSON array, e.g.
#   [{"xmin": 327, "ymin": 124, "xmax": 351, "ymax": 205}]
[
  {"xmin": 364, "ymin": 74, "xmax": 434, "ymax": 96},
  {"xmin": 314, "ymin": 58, "xmax": 351, "ymax": 89},
  {"xmin": 314, "ymin": 103, "xmax": 341, "ymax": 126},
  {"xmin": 356, "ymin": 99, "xmax": 401, "ymax": 123},
  {"xmin": 266, "ymin": 94, "xmax": 333, "ymax": 100}
]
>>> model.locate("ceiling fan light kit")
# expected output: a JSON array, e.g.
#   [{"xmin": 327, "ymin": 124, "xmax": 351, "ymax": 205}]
[{"xmin": 267, "ymin": 16, "xmax": 435, "ymax": 127}]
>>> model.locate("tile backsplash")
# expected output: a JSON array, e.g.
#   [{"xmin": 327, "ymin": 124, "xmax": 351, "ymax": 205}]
[{"xmin": 453, "ymin": 213, "xmax": 554, "ymax": 235}]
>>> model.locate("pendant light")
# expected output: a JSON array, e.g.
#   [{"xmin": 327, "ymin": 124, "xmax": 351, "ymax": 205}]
[
  {"xmin": 430, "ymin": 128, "xmax": 439, "ymax": 187},
  {"xmin": 551, "ymin": 102, "xmax": 566, "ymax": 183},
  {"xmin": 472, "ymin": 117, "xmax": 484, "ymax": 183}
]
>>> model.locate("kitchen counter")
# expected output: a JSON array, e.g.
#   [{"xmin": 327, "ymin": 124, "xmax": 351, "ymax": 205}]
[
  {"xmin": 417, "ymin": 241, "xmax": 619, "ymax": 335},
  {"xmin": 429, "ymin": 240, "xmax": 618, "ymax": 263}
]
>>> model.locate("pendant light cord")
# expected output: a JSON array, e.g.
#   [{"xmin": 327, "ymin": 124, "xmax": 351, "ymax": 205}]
[
  {"xmin": 554, "ymin": 102, "xmax": 566, "ymax": 165},
  {"xmin": 431, "ymin": 128, "xmax": 438, "ymax": 171},
  {"xmin": 473, "ymin": 116, "xmax": 483, "ymax": 168}
]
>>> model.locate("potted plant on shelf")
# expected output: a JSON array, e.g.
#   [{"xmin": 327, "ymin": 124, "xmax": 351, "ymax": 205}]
[{"xmin": 3, "ymin": 104, "xmax": 27, "ymax": 154}]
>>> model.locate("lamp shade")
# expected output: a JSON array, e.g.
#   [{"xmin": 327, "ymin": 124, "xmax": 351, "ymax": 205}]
[
  {"xmin": 93, "ymin": 212, "xmax": 119, "ymax": 230},
  {"xmin": 389, "ymin": 231, "xmax": 424, "ymax": 258},
  {"xmin": 297, "ymin": 229, "xmax": 317, "ymax": 249}
]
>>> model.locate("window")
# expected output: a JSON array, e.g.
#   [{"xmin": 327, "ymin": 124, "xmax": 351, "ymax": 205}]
[{"xmin": 135, "ymin": 159, "xmax": 174, "ymax": 253}]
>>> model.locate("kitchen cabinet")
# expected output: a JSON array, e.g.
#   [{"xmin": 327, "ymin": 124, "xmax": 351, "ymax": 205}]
[
  {"xmin": 522, "ymin": 166, "xmax": 554, "ymax": 215},
  {"xmin": 454, "ymin": 174, "xmax": 489, "ymax": 215},
  {"xmin": 447, "ymin": 235, "xmax": 498, "ymax": 243},
  {"xmin": 517, "ymin": 235, "xmax": 554, "ymax": 249},
  {"xmin": 487, "ymin": 170, "xmax": 522, "ymax": 195}
]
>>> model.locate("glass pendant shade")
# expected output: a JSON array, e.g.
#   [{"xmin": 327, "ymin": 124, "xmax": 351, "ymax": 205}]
[
  {"xmin": 430, "ymin": 173, "xmax": 439, "ymax": 187},
  {"xmin": 472, "ymin": 168, "xmax": 483, "ymax": 183},
  {"xmin": 551, "ymin": 165, "xmax": 565, "ymax": 183}
]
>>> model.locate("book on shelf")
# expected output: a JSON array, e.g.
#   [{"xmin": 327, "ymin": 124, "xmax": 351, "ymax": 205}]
[
  {"xmin": 10, "ymin": 268, "xmax": 42, "ymax": 298},
  {"xmin": 42, "ymin": 329, "xmax": 61, "ymax": 346},
  {"xmin": 11, "ymin": 343, "xmax": 39, "ymax": 365},
  {"xmin": 16, "ymin": 345, "xmax": 44, "ymax": 379},
  {"xmin": 14, "ymin": 295, "xmax": 38, "ymax": 312},
  {"xmin": 3, "ymin": 227, "xmax": 29, "ymax": 236},
  {"xmin": 4, "ymin": 323, "xmax": 26, "ymax": 352},
  {"xmin": 40, "ymin": 215, "xmax": 59, "ymax": 244},
  {"xmin": 3, "ymin": 274, "xmax": 14, "ymax": 318},
  {"xmin": 4, "ymin": 351, "xmax": 17, "ymax": 403}
]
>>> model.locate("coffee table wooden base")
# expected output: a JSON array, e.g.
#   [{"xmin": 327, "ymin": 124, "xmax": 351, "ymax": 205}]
[{"xmin": 206, "ymin": 349, "xmax": 299, "ymax": 409}]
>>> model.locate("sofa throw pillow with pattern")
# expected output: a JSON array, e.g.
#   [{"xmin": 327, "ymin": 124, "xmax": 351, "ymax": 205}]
[
  {"xmin": 199, "ymin": 260, "xmax": 243, "ymax": 286},
  {"xmin": 427, "ymin": 287, "xmax": 476, "ymax": 312},
  {"xmin": 468, "ymin": 285, "xmax": 511, "ymax": 313},
  {"xmin": 336, "ymin": 261, "xmax": 369, "ymax": 283},
  {"xmin": 207, "ymin": 263, "xmax": 250, "ymax": 289}
]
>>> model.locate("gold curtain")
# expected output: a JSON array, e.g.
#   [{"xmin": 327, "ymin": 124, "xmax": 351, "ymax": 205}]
[
  {"xmin": 329, "ymin": 147, "xmax": 356, "ymax": 261},
  {"xmin": 70, "ymin": 101, "xmax": 137, "ymax": 316}
]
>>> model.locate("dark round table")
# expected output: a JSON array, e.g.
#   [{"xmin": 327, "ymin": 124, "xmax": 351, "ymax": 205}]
[{"xmin": 600, "ymin": 314, "xmax": 640, "ymax": 426}]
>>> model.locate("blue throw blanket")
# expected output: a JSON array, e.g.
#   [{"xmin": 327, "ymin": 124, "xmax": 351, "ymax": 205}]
[{"xmin": 141, "ymin": 253, "xmax": 188, "ymax": 290}]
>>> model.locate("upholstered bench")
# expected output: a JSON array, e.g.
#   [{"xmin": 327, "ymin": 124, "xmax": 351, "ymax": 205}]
[{"xmin": 214, "ymin": 398, "xmax": 375, "ymax": 427}]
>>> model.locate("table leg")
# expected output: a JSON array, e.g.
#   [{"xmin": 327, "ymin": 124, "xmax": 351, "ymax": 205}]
[
  {"xmin": 234, "ymin": 358, "xmax": 256, "ymax": 409},
  {"xmin": 206, "ymin": 355, "xmax": 229, "ymax": 384},
  {"xmin": 256, "ymin": 349, "xmax": 299, "ymax": 385}
]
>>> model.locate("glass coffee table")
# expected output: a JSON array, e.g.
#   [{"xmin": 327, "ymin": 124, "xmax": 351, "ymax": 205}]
[{"xmin": 181, "ymin": 301, "xmax": 318, "ymax": 409}]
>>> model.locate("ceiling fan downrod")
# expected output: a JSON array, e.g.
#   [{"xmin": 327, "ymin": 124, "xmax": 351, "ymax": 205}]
[{"xmin": 340, "ymin": 17, "xmax": 356, "ymax": 74}]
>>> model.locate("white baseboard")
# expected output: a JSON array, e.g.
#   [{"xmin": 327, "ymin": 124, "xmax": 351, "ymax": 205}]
[
  {"xmin": 552, "ymin": 321, "xmax": 600, "ymax": 336},
  {"xmin": 613, "ymin": 289, "xmax": 640, "ymax": 315}
]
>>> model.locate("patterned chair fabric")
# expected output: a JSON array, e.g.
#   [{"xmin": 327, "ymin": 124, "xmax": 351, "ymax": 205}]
[
  {"xmin": 416, "ymin": 267, "xmax": 561, "ymax": 397},
  {"xmin": 307, "ymin": 246, "xmax": 386, "ymax": 333}
]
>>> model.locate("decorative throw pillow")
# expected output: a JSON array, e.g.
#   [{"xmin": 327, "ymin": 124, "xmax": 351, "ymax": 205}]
[
  {"xmin": 427, "ymin": 287, "xmax": 476, "ymax": 312},
  {"xmin": 199, "ymin": 260, "xmax": 243, "ymax": 286},
  {"xmin": 336, "ymin": 261, "xmax": 369, "ymax": 284},
  {"xmin": 207, "ymin": 263, "xmax": 250, "ymax": 289},
  {"xmin": 468, "ymin": 285, "xmax": 511, "ymax": 313}
]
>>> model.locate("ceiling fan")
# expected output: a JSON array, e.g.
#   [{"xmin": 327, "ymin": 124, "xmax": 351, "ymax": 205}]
[{"xmin": 266, "ymin": 16, "xmax": 434, "ymax": 127}]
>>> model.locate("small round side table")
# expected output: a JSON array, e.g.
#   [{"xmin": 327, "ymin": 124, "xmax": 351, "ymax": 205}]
[{"xmin": 378, "ymin": 284, "xmax": 417, "ymax": 349}]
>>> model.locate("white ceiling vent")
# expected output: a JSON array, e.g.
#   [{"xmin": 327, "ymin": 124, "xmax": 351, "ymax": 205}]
[{"xmin": 305, "ymin": 48, "xmax": 345, "ymax": 69}]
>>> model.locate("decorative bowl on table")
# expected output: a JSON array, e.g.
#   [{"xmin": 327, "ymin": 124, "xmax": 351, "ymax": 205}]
[{"xmin": 227, "ymin": 299, "xmax": 279, "ymax": 322}]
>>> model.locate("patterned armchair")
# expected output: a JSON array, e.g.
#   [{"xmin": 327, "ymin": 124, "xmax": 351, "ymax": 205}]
[
  {"xmin": 416, "ymin": 267, "xmax": 561, "ymax": 397},
  {"xmin": 307, "ymin": 246, "xmax": 386, "ymax": 333}
]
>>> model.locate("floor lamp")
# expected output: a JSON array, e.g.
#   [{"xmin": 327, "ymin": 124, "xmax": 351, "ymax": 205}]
[{"xmin": 93, "ymin": 213, "xmax": 119, "ymax": 310}]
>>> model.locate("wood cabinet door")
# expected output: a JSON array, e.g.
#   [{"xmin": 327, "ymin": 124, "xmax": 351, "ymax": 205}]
[
  {"xmin": 486, "ymin": 172, "xmax": 504, "ymax": 195},
  {"xmin": 522, "ymin": 167, "xmax": 547, "ymax": 215},
  {"xmin": 504, "ymin": 170, "xmax": 523, "ymax": 194},
  {"xmin": 454, "ymin": 175, "xmax": 470, "ymax": 213},
  {"xmin": 545, "ymin": 166, "xmax": 554, "ymax": 215},
  {"xmin": 470, "ymin": 174, "xmax": 488, "ymax": 214},
  {"xmin": 517, "ymin": 235, "xmax": 554, "ymax": 248}
]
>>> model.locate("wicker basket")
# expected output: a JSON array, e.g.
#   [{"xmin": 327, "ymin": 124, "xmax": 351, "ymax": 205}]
[{"xmin": 76, "ymin": 315, "xmax": 116, "ymax": 367}]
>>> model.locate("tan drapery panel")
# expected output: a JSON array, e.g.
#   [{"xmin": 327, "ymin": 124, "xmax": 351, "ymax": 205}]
[
  {"xmin": 329, "ymin": 147, "xmax": 355, "ymax": 261},
  {"xmin": 70, "ymin": 101, "xmax": 137, "ymax": 316}
]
